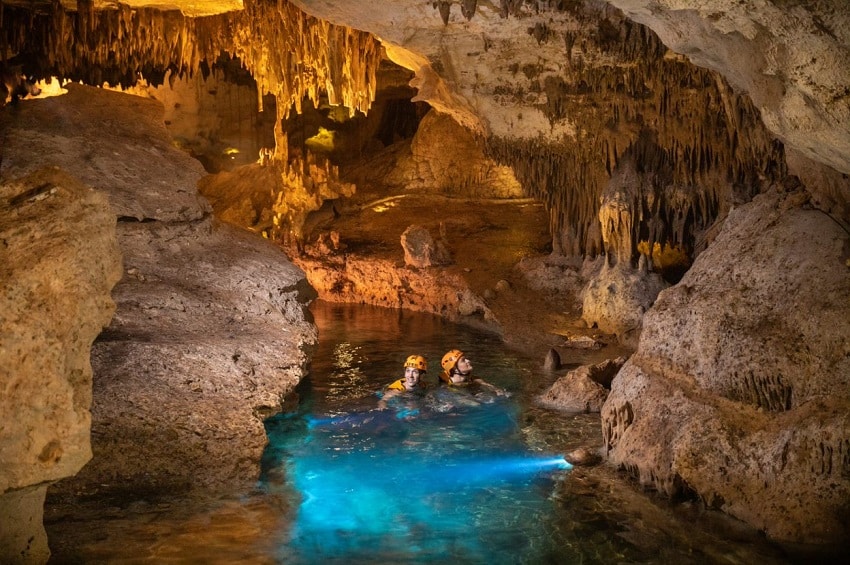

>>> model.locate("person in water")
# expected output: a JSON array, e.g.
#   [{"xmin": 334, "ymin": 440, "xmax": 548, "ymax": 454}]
[
  {"xmin": 378, "ymin": 354, "xmax": 428, "ymax": 410},
  {"xmin": 439, "ymin": 349, "xmax": 506, "ymax": 395}
]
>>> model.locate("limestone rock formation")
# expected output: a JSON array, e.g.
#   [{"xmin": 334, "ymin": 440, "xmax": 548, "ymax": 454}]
[
  {"xmin": 609, "ymin": 0, "xmax": 850, "ymax": 182},
  {"xmin": 384, "ymin": 111, "xmax": 524, "ymax": 198},
  {"xmin": 1, "ymin": 167, "xmax": 123, "ymax": 564},
  {"xmin": 1, "ymin": 0, "xmax": 849, "ymax": 555},
  {"xmin": 401, "ymin": 224, "xmax": 452, "ymax": 268},
  {"xmin": 297, "ymin": 253, "xmax": 494, "ymax": 325},
  {"xmin": 543, "ymin": 347, "xmax": 561, "ymax": 371},
  {"xmin": 582, "ymin": 262, "xmax": 668, "ymax": 347},
  {"xmin": 1, "ymin": 84, "xmax": 318, "ymax": 561},
  {"xmin": 602, "ymin": 187, "xmax": 850, "ymax": 544},
  {"xmin": 539, "ymin": 356, "xmax": 627, "ymax": 413}
]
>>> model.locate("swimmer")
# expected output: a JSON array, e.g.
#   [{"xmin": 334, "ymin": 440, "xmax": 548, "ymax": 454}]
[
  {"xmin": 378, "ymin": 354, "xmax": 428, "ymax": 410},
  {"xmin": 438, "ymin": 349, "xmax": 507, "ymax": 396}
]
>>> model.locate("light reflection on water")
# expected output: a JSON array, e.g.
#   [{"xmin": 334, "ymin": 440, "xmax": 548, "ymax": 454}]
[
  {"xmin": 261, "ymin": 302, "xmax": 576, "ymax": 563},
  {"xmin": 44, "ymin": 301, "xmax": 801, "ymax": 564},
  {"xmin": 258, "ymin": 301, "xmax": 794, "ymax": 564}
]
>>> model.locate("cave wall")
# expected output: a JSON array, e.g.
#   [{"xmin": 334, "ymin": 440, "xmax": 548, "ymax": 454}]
[
  {"xmin": 602, "ymin": 186, "xmax": 850, "ymax": 544},
  {"xmin": 0, "ymin": 83, "xmax": 320, "ymax": 564},
  {"xmin": 2, "ymin": 0, "xmax": 849, "ymax": 551},
  {"xmin": 1, "ymin": 167, "xmax": 123, "ymax": 564}
]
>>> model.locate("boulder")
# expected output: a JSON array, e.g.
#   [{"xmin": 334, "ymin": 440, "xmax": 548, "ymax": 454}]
[
  {"xmin": 601, "ymin": 187, "xmax": 850, "ymax": 544},
  {"xmin": 538, "ymin": 357, "xmax": 627, "ymax": 413},
  {"xmin": 0, "ymin": 167, "xmax": 122, "ymax": 564},
  {"xmin": 400, "ymin": 224, "xmax": 452, "ymax": 268}
]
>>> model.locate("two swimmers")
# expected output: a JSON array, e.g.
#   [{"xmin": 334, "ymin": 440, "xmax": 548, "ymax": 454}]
[{"xmin": 379, "ymin": 349, "xmax": 506, "ymax": 410}]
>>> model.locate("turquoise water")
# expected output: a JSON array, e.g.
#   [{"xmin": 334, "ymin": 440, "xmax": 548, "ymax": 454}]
[
  {"xmin": 258, "ymin": 301, "xmax": 794, "ymax": 564},
  {"xmin": 40, "ymin": 302, "xmax": 817, "ymax": 563},
  {"xmin": 261, "ymin": 303, "xmax": 575, "ymax": 563}
]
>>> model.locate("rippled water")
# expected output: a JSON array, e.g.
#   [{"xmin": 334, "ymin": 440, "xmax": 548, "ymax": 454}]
[
  {"xmin": 256, "ymin": 301, "xmax": 795, "ymax": 564},
  {"xmin": 46, "ymin": 301, "xmax": 803, "ymax": 564}
]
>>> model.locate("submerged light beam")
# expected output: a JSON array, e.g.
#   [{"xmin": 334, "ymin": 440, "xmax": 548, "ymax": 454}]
[{"xmin": 430, "ymin": 455, "xmax": 573, "ymax": 485}]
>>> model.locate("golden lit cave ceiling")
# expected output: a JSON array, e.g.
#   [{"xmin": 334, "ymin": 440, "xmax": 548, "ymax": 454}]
[
  {"xmin": 5, "ymin": 0, "xmax": 243, "ymax": 18},
  {"xmin": 2, "ymin": 0, "xmax": 383, "ymax": 241},
  {"xmin": 2, "ymin": 0, "xmax": 381, "ymax": 120},
  {"xmin": 1, "ymin": 0, "xmax": 788, "ymax": 265}
]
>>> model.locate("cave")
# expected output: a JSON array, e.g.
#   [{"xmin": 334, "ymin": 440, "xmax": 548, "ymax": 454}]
[{"xmin": 1, "ymin": 0, "xmax": 849, "ymax": 563}]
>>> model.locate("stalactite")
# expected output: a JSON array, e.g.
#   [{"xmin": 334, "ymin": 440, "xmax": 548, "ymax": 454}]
[
  {"xmin": 479, "ymin": 9, "xmax": 785, "ymax": 265},
  {"xmin": 499, "ymin": 0, "xmax": 524, "ymax": 19},
  {"xmin": 436, "ymin": 1, "xmax": 451, "ymax": 25},
  {"xmin": 2, "ymin": 0, "xmax": 383, "ymax": 240},
  {"xmin": 3, "ymin": 1, "xmax": 787, "ymax": 266},
  {"xmin": 3, "ymin": 0, "xmax": 381, "ymax": 119},
  {"xmin": 461, "ymin": 0, "xmax": 478, "ymax": 21}
]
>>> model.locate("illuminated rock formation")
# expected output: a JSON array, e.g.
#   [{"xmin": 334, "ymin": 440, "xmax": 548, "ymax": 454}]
[
  {"xmin": 0, "ymin": 167, "xmax": 123, "ymax": 564},
  {"xmin": 1, "ymin": 0, "xmax": 849, "ymax": 557}
]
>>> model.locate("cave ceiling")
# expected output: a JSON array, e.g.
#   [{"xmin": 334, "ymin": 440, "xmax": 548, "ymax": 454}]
[{"xmin": 2, "ymin": 0, "xmax": 848, "ymax": 260}]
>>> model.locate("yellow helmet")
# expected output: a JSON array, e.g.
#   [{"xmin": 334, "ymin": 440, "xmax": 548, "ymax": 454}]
[
  {"xmin": 404, "ymin": 354, "xmax": 427, "ymax": 372},
  {"xmin": 441, "ymin": 349, "xmax": 464, "ymax": 373}
]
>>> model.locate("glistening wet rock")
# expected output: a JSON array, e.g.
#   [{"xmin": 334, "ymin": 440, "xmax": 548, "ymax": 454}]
[{"xmin": 565, "ymin": 447, "xmax": 603, "ymax": 467}]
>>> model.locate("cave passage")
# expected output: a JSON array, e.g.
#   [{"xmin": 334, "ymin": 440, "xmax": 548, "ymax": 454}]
[
  {"xmin": 257, "ymin": 301, "xmax": 793, "ymax": 564},
  {"xmin": 260, "ymin": 301, "xmax": 575, "ymax": 563}
]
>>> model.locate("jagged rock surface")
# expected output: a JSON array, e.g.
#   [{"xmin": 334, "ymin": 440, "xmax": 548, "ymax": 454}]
[
  {"xmin": 538, "ymin": 357, "xmax": 627, "ymax": 414},
  {"xmin": 0, "ymin": 167, "xmax": 123, "ymax": 564},
  {"xmin": 0, "ymin": 84, "xmax": 318, "ymax": 555},
  {"xmin": 609, "ymin": 0, "xmax": 850, "ymax": 179},
  {"xmin": 601, "ymin": 187, "xmax": 850, "ymax": 544}
]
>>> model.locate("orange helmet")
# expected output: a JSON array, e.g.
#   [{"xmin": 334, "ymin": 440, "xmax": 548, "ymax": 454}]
[
  {"xmin": 441, "ymin": 349, "xmax": 464, "ymax": 373},
  {"xmin": 404, "ymin": 355, "xmax": 427, "ymax": 372}
]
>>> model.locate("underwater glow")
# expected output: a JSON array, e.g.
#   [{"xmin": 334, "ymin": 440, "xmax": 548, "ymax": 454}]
[
  {"xmin": 264, "ymin": 387, "xmax": 573, "ymax": 563},
  {"xmin": 256, "ymin": 303, "xmax": 583, "ymax": 563},
  {"xmin": 250, "ymin": 302, "xmax": 801, "ymax": 565}
]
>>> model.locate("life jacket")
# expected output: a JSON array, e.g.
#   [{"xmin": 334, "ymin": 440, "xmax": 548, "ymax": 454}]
[
  {"xmin": 385, "ymin": 379, "xmax": 428, "ymax": 392},
  {"xmin": 385, "ymin": 378, "xmax": 406, "ymax": 391}
]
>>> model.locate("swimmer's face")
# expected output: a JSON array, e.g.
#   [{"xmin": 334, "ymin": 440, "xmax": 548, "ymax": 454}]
[
  {"xmin": 456, "ymin": 356, "xmax": 473, "ymax": 375},
  {"xmin": 403, "ymin": 367, "xmax": 421, "ymax": 390}
]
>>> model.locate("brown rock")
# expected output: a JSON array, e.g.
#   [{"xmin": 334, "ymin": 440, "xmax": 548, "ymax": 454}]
[
  {"xmin": 602, "ymin": 189, "xmax": 850, "ymax": 544},
  {"xmin": 1, "ymin": 167, "xmax": 123, "ymax": 563},
  {"xmin": 400, "ymin": 224, "xmax": 453, "ymax": 268},
  {"xmin": 565, "ymin": 447, "xmax": 602, "ymax": 467}
]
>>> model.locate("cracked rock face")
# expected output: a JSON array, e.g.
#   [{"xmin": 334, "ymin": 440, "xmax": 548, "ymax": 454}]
[
  {"xmin": 0, "ymin": 166, "xmax": 123, "ymax": 563},
  {"xmin": 602, "ymin": 187, "xmax": 850, "ymax": 544}
]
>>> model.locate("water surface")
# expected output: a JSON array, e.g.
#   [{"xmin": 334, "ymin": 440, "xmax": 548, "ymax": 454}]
[
  {"xmin": 45, "ymin": 301, "xmax": 799, "ymax": 564},
  {"xmin": 257, "ymin": 301, "xmax": 793, "ymax": 564}
]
